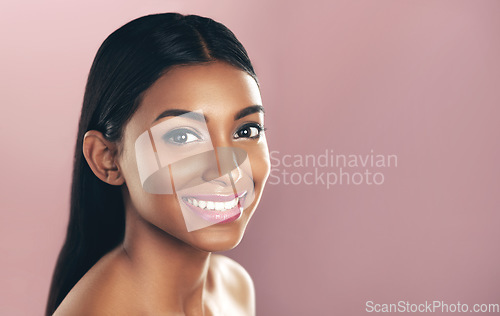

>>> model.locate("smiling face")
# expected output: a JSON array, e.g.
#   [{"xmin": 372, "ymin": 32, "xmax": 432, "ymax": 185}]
[{"xmin": 117, "ymin": 61, "xmax": 270, "ymax": 251}]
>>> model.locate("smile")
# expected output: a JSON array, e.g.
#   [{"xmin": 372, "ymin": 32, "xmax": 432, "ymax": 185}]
[
  {"xmin": 183, "ymin": 196, "xmax": 240, "ymax": 211},
  {"xmin": 180, "ymin": 192, "xmax": 247, "ymax": 224}
]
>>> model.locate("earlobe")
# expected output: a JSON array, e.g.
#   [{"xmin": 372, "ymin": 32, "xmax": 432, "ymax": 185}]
[{"xmin": 82, "ymin": 130, "xmax": 125, "ymax": 186}]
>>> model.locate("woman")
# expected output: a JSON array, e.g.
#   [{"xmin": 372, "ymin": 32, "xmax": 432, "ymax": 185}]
[{"xmin": 46, "ymin": 13, "xmax": 270, "ymax": 315}]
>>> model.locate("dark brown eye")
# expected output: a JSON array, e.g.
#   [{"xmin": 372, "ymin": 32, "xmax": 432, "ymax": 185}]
[{"xmin": 234, "ymin": 123, "xmax": 264, "ymax": 139}]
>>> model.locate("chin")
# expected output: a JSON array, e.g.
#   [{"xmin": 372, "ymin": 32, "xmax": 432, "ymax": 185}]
[{"xmin": 186, "ymin": 217, "xmax": 250, "ymax": 252}]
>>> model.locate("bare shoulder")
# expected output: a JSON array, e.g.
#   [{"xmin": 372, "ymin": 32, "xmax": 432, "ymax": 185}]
[
  {"xmin": 209, "ymin": 254, "xmax": 256, "ymax": 315},
  {"xmin": 53, "ymin": 248, "xmax": 137, "ymax": 316}
]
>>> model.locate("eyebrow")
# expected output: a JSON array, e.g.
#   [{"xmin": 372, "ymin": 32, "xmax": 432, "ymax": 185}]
[
  {"xmin": 153, "ymin": 109, "xmax": 207, "ymax": 123},
  {"xmin": 234, "ymin": 105, "xmax": 265, "ymax": 121},
  {"xmin": 152, "ymin": 105, "xmax": 265, "ymax": 123}
]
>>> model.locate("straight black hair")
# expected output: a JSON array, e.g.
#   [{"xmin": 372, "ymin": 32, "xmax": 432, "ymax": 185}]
[{"xmin": 46, "ymin": 12, "xmax": 257, "ymax": 315}]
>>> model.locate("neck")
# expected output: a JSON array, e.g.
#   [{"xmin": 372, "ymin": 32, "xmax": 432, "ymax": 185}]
[{"xmin": 121, "ymin": 202, "xmax": 212, "ymax": 314}]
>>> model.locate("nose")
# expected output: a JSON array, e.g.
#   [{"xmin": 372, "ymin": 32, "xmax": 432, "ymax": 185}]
[{"xmin": 201, "ymin": 147, "xmax": 243, "ymax": 186}]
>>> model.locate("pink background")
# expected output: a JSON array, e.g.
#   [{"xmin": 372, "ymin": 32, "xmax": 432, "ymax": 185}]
[{"xmin": 1, "ymin": 0, "xmax": 499, "ymax": 315}]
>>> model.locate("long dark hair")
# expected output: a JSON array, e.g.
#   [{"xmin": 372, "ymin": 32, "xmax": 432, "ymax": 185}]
[{"xmin": 46, "ymin": 13, "xmax": 257, "ymax": 315}]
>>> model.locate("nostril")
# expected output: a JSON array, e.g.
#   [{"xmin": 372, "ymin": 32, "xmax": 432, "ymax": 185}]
[
  {"xmin": 206, "ymin": 173, "xmax": 234, "ymax": 187},
  {"xmin": 201, "ymin": 166, "xmax": 221, "ymax": 183}
]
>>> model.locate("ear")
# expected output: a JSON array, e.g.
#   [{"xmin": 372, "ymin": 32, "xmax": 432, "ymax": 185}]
[{"xmin": 82, "ymin": 130, "xmax": 125, "ymax": 186}]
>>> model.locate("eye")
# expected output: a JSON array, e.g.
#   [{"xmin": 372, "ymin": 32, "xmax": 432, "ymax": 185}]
[
  {"xmin": 162, "ymin": 128, "xmax": 202, "ymax": 145},
  {"xmin": 234, "ymin": 123, "xmax": 265, "ymax": 139}
]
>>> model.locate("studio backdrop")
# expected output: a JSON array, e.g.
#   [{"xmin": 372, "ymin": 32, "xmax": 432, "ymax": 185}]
[{"xmin": 1, "ymin": 0, "xmax": 499, "ymax": 315}]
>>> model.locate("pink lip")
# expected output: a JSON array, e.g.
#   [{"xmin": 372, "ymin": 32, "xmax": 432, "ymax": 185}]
[{"xmin": 181, "ymin": 192, "xmax": 247, "ymax": 225}]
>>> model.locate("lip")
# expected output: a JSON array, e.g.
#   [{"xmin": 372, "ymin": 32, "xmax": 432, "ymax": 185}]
[{"xmin": 181, "ymin": 191, "xmax": 247, "ymax": 224}]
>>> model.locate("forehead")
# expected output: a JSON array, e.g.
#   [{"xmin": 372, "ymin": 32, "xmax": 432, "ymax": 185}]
[{"xmin": 133, "ymin": 61, "xmax": 261, "ymax": 125}]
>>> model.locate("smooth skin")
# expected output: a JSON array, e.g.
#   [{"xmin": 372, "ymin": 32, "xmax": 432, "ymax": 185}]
[{"xmin": 54, "ymin": 61, "xmax": 270, "ymax": 315}]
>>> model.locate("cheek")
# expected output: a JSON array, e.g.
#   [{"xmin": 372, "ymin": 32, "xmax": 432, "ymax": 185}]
[
  {"xmin": 248, "ymin": 144, "xmax": 271, "ymax": 188},
  {"xmin": 120, "ymin": 143, "xmax": 186, "ymax": 230},
  {"xmin": 126, "ymin": 172, "xmax": 182, "ymax": 224}
]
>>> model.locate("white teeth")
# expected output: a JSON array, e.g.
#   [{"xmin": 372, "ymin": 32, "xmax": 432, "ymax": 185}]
[
  {"xmin": 215, "ymin": 202, "xmax": 224, "ymax": 211},
  {"xmin": 198, "ymin": 200, "xmax": 206, "ymax": 209},
  {"xmin": 206, "ymin": 201, "xmax": 215, "ymax": 210},
  {"xmin": 184, "ymin": 197, "xmax": 239, "ymax": 211}
]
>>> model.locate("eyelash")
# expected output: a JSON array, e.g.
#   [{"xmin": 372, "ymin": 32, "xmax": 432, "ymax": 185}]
[
  {"xmin": 162, "ymin": 128, "xmax": 203, "ymax": 145},
  {"xmin": 233, "ymin": 123, "xmax": 267, "ymax": 140}
]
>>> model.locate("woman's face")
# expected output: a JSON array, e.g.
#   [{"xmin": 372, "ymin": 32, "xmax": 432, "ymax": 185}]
[{"xmin": 118, "ymin": 61, "xmax": 270, "ymax": 252}]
